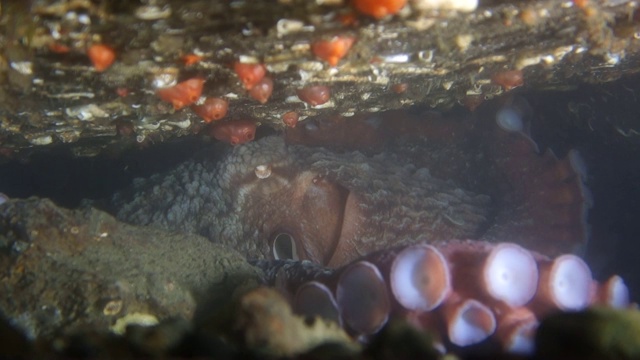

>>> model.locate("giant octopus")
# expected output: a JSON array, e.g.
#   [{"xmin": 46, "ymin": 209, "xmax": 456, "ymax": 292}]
[{"xmin": 112, "ymin": 97, "xmax": 629, "ymax": 355}]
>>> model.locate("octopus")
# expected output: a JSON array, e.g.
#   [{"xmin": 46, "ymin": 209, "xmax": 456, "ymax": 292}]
[{"xmin": 111, "ymin": 97, "xmax": 627, "ymax": 355}]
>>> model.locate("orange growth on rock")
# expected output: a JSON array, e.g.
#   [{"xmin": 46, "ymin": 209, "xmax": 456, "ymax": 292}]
[
  {"xmin": 156, "ymin": 78, "xmax": 205, "ymax": 110},
  {"xmin": 282, "ymin": 111, "xmax": 299, "ymax": 128},
  {"xmin": 491, "ymin": 70, "xmax": 524, "ymax": 91},
  {"xmin": 391, "ymin": 83, "xmax": 408, "ymax": 94},
  {"xmin": 192, "ymin": 97, "xmax": 229, "ymax": 123},
  {"xmin": 208, "ymin": 119, "xmax": 256, "ymax": 145},
  {"xmin": 461, "ymin": 95, "xmax": 484, "ymax": 112},
  {"xmin": 48, "ymin": 42, "xmax": 71, "ymax": 54},
  {"xmin": 338, "ymin": 12, "xmax": 359, "ymax": 26},
  {"xmin": 87, "ymin": 44, "xmax": 116, "ymax": 72},
  {"xmin": 249, "ymin": 77, "xmax": 274, "ymax": 104},
  {"xmin": 181, "ymin": 54, "xmax": 203, "ymax": 66},
  {"xmin": 311, "ymin": 36, "xmax": 356, "ymax": 67},
  {"xmin": 234, "ymin": 62, "xmax": 267, "ymax": 90},
  {"xmin": 352, "ymin": 0, "xmax": 406, "ymax": 19},
  {"xmin": 573, "ymin": 0, "xmax": 588, "ymax": 8},
  {"xmin": 115, "ymin": 87, "xmax": 130, "ymax": 97},
  {"xmin": 297, "ymin": 85, "xmax": 331, "ymax": 106}
]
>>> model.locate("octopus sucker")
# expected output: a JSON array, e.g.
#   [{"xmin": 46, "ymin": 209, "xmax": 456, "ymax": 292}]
[
  {"xmin": 442, "ymin": 295, "xmax": 497, "ymax": 347},
  {"xmin": 256, "ymin": 239, "xmax": 628, "ymax": 354}
]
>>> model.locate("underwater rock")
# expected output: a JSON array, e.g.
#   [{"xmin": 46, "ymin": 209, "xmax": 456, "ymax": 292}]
[
  {"xmin": 228, "ymin": 287, "xmax": 358, "ymax": 358},
  {"xmin": 0, "ymin": 198, "xmax": 261, "ymax": 340},
  {"xmin": 1, "ymin": 0, "xmax": 639, "ymax": 156},
  {"xmin": 535, "ymin": 307, "xmax": 640, "ymax": 360}
]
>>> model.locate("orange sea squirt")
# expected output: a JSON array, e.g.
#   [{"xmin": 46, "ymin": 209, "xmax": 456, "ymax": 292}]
[
  {"xmin": 297, "ymin": 85, "xmax": 331, "ymax": 106},
  {"xmin": 181, "ymin": 54, "xmax": 203, "ymax": 66},
  {"xmin": 312, "ymin": 36, "xmax": 355, "ymax": 66},
  {"xmin": 352, "ymin": 0, "xmax": 407, "ymax": 19},
  {"xmin": 491, "ymin": 70, "xmax": 524, "ymax": 91},
  {"xmin": 282, "ymin": 111, "xmax": 299, "ymax": 128},
  {"xmin": 249, "ymin": 77, "xmax": 274, "ymax": 104},
  {"xmin": 156, "ymin": 78, "xmax": 205, "ymax": 110},
  {"xmin": 192, "ymin": 97, "xmax": 229, "ymax": 123},
  {"xmin": 87, "ymin": 44, "xmax": 116, "ymax": 72},
  {"xmin": 234, "ymin": 62, "xmax": 267, "ymax": 90},
  {"xmin": 208, "ymin": 119, "xmax": 256, "ymax": 145}
]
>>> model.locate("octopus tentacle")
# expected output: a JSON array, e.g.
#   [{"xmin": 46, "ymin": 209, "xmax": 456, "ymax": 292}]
[{"xmin": 255, "ymin": 240, "xmax": 629, "ymax": 354}]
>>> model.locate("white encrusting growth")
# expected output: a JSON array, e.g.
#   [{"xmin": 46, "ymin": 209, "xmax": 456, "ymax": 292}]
[
  {"xmin": 254, "ymin": 164, "xmax": 272, "ymax": 179},
  {"xmin": 483, "ymin": 243, "xmax": 539, "ymax": 307},
  {"xmin": 390, "ymin": 244, "xmax": 451, "ymax": 311}
]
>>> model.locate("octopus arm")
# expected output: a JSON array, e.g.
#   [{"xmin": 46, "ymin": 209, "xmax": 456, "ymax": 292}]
[
  {"xmin": 478, "ymin": 128, "xmax": 591, "ymax": 256},
  {"xmin": 254, "ymin": 240, "xmax": 628, "ymax": 354}
]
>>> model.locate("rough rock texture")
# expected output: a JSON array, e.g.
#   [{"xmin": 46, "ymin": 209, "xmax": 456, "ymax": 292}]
[
  {"xmin": 0, "ymin": 0, "xmax": 639, "ymax": 157},
  {"xmin": 0, "ymin": 197, "xmax": 261, "ymax": 340}
]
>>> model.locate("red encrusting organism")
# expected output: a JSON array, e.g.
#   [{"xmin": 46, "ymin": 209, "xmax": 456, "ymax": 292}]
[
  {"xmin": 192, "ymin": 97, "xmax": 229, "ymax": 123},
  {"xmin": 462, "ymin": 94, "xmax": 484, "ymax": 112},
  {"xmin": 391, "ymin": 83, "xmax": 408, "ymax": 94},
  {"xmin": 282, "ymin": 111, "xmax": 299, "ymax": 128},
  {"xmin": 48, "ymin": 42, "xmax": 71, "ymax": 54},
  {"xmin": 208, "ymin": 119, "xmax": 257, "ymax": 145},
  {"xmin": 297, "ymin": 85, "xmax": 331, "ymax": 106},
  {"xmin": 249, "ymin": 77, "xmax": 274, "ymax": 104},
  {"xmin": 115, "ymin": 87, "xmax": 130, "ymax": 98},
  {"xmin": 87, "ymin": 44, "xmax": 116, "ymax": 72},
  {"xmin": 491, "ymin": 69, "xmax": 524, "ymax": 91},
  {"xmin": 352, "ymin": 0, "xmax": 407, "ymax": 19},
  {"xmin": 311, "ymin": 36, "xmax": 356, "ymax": 67},
  {"xmin": 234, "ymin": 62, "xmax": 267, "ymax": 90},
  {"xmin": 338, "ymin": 12, "xmax": 359, "ymax": 26},
  {"xmin": 181, "ymin": 54, "xmax": 203, "ymax": 66},
  {"xmin": 156, "ymin": 78, "xmax": 205, "ymax": 110}
]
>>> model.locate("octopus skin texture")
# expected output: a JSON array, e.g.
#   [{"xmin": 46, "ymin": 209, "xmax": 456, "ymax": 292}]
[{"xmin": 111, "ymin": 101, "xmax": 626, "ymax": 354}]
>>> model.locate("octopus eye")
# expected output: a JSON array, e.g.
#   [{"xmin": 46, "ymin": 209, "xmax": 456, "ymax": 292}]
[{"xmin": 272, "ymin": 233, "xmax": 298, "ymax": 260}]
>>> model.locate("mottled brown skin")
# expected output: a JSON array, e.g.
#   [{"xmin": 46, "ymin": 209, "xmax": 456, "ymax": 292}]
[{"xmin": 114, "ymin": 104, "xmax": 589, "ymax": 267}]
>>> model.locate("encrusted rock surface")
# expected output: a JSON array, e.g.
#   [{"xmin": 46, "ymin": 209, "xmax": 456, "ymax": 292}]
[
  {"xmin": 0, "ymin": 0, "xmax": 639, "ymax": 157},
  {"xmin": 0, "ymin": 197, "xmax": 261, "ymax": 340}
]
